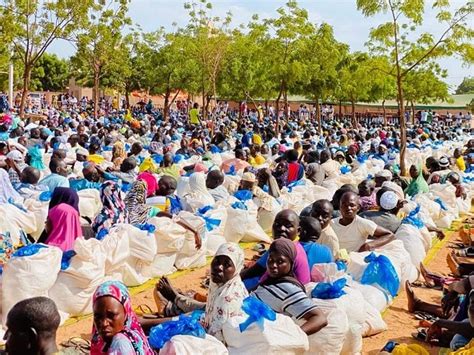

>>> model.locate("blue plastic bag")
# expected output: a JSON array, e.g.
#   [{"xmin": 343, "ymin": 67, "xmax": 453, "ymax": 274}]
[
  {"xmin": 148, "ymin": 310, "xmax": 206, "ymax": 349},
  {"xmin": 401, "ymin": 204, "xmax": 424, "ymax": 229},
  {"xmin": 173, "ymin": 154, "xmax": 184, "ymax": 163},
  {"xmin": 434, "ymin": 197, "xmax": 448, "ymax": 211},
  {"xmin": 234, "ymin": 189, "xmax": 253, "ymax": 201},
  {"xmin": 134, "ymin": 223, "xmax": 156, "ymax": 233},
  {"xmin": 197, "ymin": 205, "xmax": 213, "ymax": 215},
  {"xmin": 311, "ymin": 278, "xmax": 347, "ymax": 299},
  {"xmin": 340, "ymin": 165, "xmax": 351, "ymax": 175},
  {"xmin": 13, "ymin": 244, "xmax": 47, "ymax": 258},
  {"xmin": 287, "ymin": 179, "xmax": 305, "ymax": 192},
  {"xmin": 39, "ymin": 190, "xmax": 53, "ymax": 202},
  {"xmin": 96, "ymin": 228, "xmax": 109, "ymax": 241},
  {"xmin": 361, "ymin": 253, "xmax": 400, "ymax": 297},
  {"xmin": 226, "ymin": 165, "xmax": 236, "ymax": 176},
  {"xmin": 61, "ymin": 250, "xmax": 76, "ymax": 270},
  {"xmin": 231, "ymin": 201, "xmax": 248, "ymax": 210},
  {"xmin": 239, "ymin": 296, "xmax": 276, "ymax": 332},
  {"xmin": 152, "ymin": 154, "xmax": 163, "ymax": 165}
]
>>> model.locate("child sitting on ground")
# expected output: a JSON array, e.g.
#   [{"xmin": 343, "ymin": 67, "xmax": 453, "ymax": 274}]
[
  {"xmin": 310, "ymin": 199, "xmax": 340, "ymax": 258},
  {"xmin": 299, "ymin": 216, "xmax": 333, "ymax": 269},
  {"xmin": 358, "ymin": 179, "xmax": 377, "ymax": 211}
]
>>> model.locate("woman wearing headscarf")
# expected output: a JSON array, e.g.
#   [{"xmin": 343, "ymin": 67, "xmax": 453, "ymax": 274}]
[
  {"xmin": 91, "ymin": 280, "xmax": 153, "ymax": 355},
  {"xmin": 405, "ymin": 164, "xmax": 429, "ymax": 197},
  {"xmin": 44, "ymin": 203, "xmax": 82, "ymax": 251},
  {"xmin": 145, "ymin": 243, "xmax": 248, "ymax": 343},
  {"xmin": 0, "ymin": 168, "xmax": 22, "ymax": 203},
  {"xmin": 49, "ymin": 187, "xmax": 79, "ymax": 212},
  {"xmin": 137, "ymin": 171, "xmax": 158, "ymax": 197},
  {"xmin": 251, "ymin": 238, "xmax": 327, "ymax": 336},
  {"xmin": 92, "ymin": 181, "xmax": 126, "ymax": 236},
  {"xmin": 182, "ymin": 172, "xmax": 216, "ymax": 212},
  {"xmin": 124, "ymin": 180, "xmax": 154, "ymax": 225}
]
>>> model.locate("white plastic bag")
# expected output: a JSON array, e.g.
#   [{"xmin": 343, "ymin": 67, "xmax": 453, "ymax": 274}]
[
  {"xmin": 224, "ymin": 200, "xmax": 271, "ymax": 244},
  {"xmin": 395, "ymin": 224, "xmax": 426, "ymax": 268},
  {"xmin": 161, "ymin": 335, "xmax": 229, "ymax": 355},
  {"xmin": 143, "ymin": 253, "xmax": 177, "ymax": 278},
  {"xmin": 224, "ymin": 313, "xmax": 309, "ymax": 355},
  {"xmin": 100, "ymin": 227, "xmax": 130, "ymax": 276},
  {"xmin": 23, "ymin": 199, "xmax": 49, "ymax": 240},
  {"xmin": 149, "ymin": 217, "xmax": 186, "ymax": 254},
  {"xmin": 114, "ymin": 224, "xmax": 157, "ymax": 263},
  {"xmin": 174, "ymin": 212, "xmax": 207, "ymax": 270},
  {"xmin": 202, "ymin": 207, "xmax": 228, "ymax": 256},
  {"xmin": 120, "ymin": 256, "xmax": 151, "ymax": 286},
  {"xmin": 78, "ymin": 189, "xmax": 102, "ymax": 219},
  {"xmin": 2, "ymin": 244, "xmax": 62, "ymax": 325},
  {"xmin": 49, "ymin": 238, "xmax": 106, "ymax": 316}
]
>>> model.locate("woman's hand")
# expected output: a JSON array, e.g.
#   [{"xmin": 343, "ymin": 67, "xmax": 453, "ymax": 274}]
[{"xmin": 426, "ymin": 322, "xmax": 442, "ymax": 343}]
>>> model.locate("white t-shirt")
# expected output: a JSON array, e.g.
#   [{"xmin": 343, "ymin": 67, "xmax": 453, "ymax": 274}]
[{"xmin": 331, "ymin": 216, "xmax": 378, "ymax": 252}]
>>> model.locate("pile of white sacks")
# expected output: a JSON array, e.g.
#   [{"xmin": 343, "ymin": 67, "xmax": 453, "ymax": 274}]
[{"xmin": 0, "ymin": 140, "xmax": 473, "ymax": 355}]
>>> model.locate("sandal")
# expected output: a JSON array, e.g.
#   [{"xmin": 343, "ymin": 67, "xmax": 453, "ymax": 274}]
[
  {"xmin": 411, "ymin": 328, "xmax": 428, "ymax": 342},
  {"xmin": 414, "ymin": 311, "xmax": 438, "ymax": 322},
  {"xmin": 134, "ymin": 304, "xmax": 161, "ymax": 319},
  {"xmin": 60, "ymin": 337, "xmax": 91, "ymax": 354}
]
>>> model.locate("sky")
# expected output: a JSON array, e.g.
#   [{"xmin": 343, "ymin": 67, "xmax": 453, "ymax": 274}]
[{"xmin": 48, "ymin": 0, "xmax": 472, "ymax": 92}]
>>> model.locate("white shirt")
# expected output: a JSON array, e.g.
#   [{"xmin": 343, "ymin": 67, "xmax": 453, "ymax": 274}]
[{"xmin": 331, "ymin": 216, "xmax": 378, "ymax": 252}]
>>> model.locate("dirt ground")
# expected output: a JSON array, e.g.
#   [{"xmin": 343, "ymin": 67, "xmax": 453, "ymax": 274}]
[{"xmin": 57, "ymin": 230, "xmax": 461, "ymax": 354}]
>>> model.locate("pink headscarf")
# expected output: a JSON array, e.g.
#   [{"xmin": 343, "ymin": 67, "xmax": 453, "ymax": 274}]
[
  {"xmin": 45, "ymin": 203, "xmax": 82, "ymax": 251},
  {"xmin": 193, "ymin": 162, "xmax": 208, "ymax": 173},
  {"xmin": 137, "ymin": 172, "xmax": 158, "ymax": 197}
]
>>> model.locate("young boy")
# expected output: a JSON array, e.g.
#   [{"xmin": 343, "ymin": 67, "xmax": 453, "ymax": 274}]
[
  {"xmin": 311, "ymin": 199, "xmax": 340, "ymax": 257},
  {"xmin": 299, "ymin": 216, "xmax": 333, "ymax": 269}
]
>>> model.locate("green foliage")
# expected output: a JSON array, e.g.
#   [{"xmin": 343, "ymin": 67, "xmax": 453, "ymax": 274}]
[
  {"xmin": 30, "ymin": 53, "xmax": 69, "ymax": 91},
  {"xmin": 456, "ymin": 77, "xmax": 474, "ymax": 94}
]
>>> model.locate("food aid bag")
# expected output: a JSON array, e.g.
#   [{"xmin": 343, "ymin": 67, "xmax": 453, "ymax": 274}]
[
  {"xmin": 120, "ymin": 256, "xmax": 151, "ymax": 286},
  {"xmin": 77, "ymin": 189, "xmax": 102, "ymax": 220},
  {"xmin": 49, "ymin": 238, "xmax": 106, "ymax": 316},
  {"xmin": 350, "ymin": 281, "xmax": 392, "ymax": 312},
  {"xmin": 224, "ymin": 314, "xmax": 309, "ymax": 355},
  {"xmin": 257, "ymin": 197, "xmax": 282, "ymax": 234},
  {"xmin": 197, "ymin": 206, "xmax": 228, "ymax": 256},
  {"xmin": 306, "ymin": 281, "xmax": 363, "ymax": 354},
  {"xmin": 0, "ymin": 204, "xmax": 37, "ymax": 242},
  {"xmin": 23, "ymin": 199, "xmax": 49, "ymax": 240},
  {"xmin": 174, "ymin": 212, "xmax": 207, "ymax": 270},
  {"xmin": 395, "ymin": 223, "xmax": 427, "ymax": 268},
  {"xmin": 299, "ymin": 308, "xmax": 348, "ymax": 355},
  {"xmin": 2, "ymin": 244, "xmax": 62, "ymax": 325},
  {"xmin": 100, "ymin": 227, "xmax": 130, "ymax": 276},
  {"xmin": 114, "ymin": 224, "xmax": 157, "ymax": 263},
  {"xmin": 160, "ymin": 335, "xmax": 229, "ymax": 355},
  {"xmin": 376, "ymin": 240, "xmax": 418, "ymax": 284},
  {"xmin": 223, "ymin": 199, "xmax": 271, "ymax": 244},
  {"xmin": 149, "ymin": 217, "xmax": 186, "ymax": 253},
  {"xmin": 143, "ymin": 252, "xmax": 177, "ymax": 278}
]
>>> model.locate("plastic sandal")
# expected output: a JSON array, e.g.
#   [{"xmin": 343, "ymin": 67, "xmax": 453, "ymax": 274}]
[{"xmin": 60, "ymin": 337, "xmax": 91, "ymax": 354}]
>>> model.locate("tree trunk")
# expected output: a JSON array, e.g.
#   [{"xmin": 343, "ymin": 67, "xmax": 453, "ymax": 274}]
[
  {"xmin": 125, "ymin": 90, "xmax": 130, "ymax": 109},
  {"xmin": 93, "ymin": 69, "xmax": 100, "ymax": 119},
  {"xmin": 351, "ymin": 100, "xmax": 356, "ymax": 127},
  {"xmin": 339, "ymin": 100, "xmax": 342, "ymax": 119},
  {"xmin": 397, "ymin": 76, "xmax": 407, "ymax": 176},
  {"xmin": 283, "ymin": 88, "xmax": 288, "ymax": 121},
  {"xmin": 201, "ymin": 85, "xmax": 206, "ymax": 120},
  {"xmin": 382, "ymin": 99, "xmax": 387, "ymax": 125},
  {"xmin": 163, "ymin": 90, "xmax": 170, "ymax": 121},
  {"xmin": 275, "ymin": 88, "xmax": 283, "ymax": 135},
  {"xmin": 411, "ymin": 101, "xmax": 415, "ymax": 125},
  {"xmin": 19, "ymin": 64, "xmax": 32, "ymax": 119},
  {"xmin": 315, "ymin": 96, "xmax": 321, "ymax": 134}
]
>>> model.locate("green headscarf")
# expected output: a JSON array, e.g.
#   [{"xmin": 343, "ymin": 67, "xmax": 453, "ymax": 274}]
[{"xmin": 404, "ymin": 165, "xmax": 429, "ymax": 197}]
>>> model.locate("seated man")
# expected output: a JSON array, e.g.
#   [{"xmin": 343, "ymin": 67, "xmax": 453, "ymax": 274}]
[
  {"xmin": 221, "ymin": 149, "xmax": 250, "ymax": 174},
  {"xmin": 146, "ymin": 175, "xmax": 182, "ymax": 216},
  {"xmin": 311, "ymin": 199, "xmax": 340, "ymax": 258},
  {"xmin": 39, "ymin": 158, "xmax": 70, "ymax": 191},
  {"xmin": 240, "ymin": 209, "xmax": 310, "ymax": 291},
  {"xmin": 331, "ymin": 191, "xmax": 394, "ymax": 252},
  {"xmin": 5, "ymin": 297, "xmax": 61, "ymax": 355},
  {"xmin": 206, "ymin": 169, "xmax": 229, "ymax": 202},
  {"xmin": 157, "ymin": 153, "xmax": 181, "ymax": 181},
  {"xmin": 69, "ymin": 163, "xmax": 102, "ymax": 191},
  {"xmin": 299, "ymin": 216, "xmax": 333, "ymax": 268},
  {"xmin": 105, "ymin": 157, "xmax": 137, "ymax": 185},
  {"xmin": 15, "ymin": 166, "xmax": 48, "ymax": 199},
  {"xmin": 359, "ymin": 189, "xmax": 403, "ymax": 233}
]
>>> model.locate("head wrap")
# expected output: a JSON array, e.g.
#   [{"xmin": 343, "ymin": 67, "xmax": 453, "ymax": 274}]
[
  {"xmin": 91, "ymin": 281, "xmax": 153, "ymax": 355},
  {"xmin": 124, "ymin": 180, "xmax": 151, "ymax": 225},
  {"xmin": 380, "ymin": 190, "xmax": 399, "ymax": 210},
  {"xmin": 49, "ymin": 187, "xmax": 79, "ymax": 212}
]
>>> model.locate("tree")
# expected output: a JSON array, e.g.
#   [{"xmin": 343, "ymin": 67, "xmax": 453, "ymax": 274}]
[
  {"xmin": 184, "ymin": 0, "xmax": 232, "ymax": 119},
  {"xmin": 29, "ymin": 53, "xmax": 69, "ymax": 91},
  {"xmin": 456, "ymin": 77, "xmax": 474, "ymax": 94},
  {"xmin": 357, "ymin": 0, "xmax": 474, "ymax": 174},
  {"xmin": 0, "ymin": 0, "xmax": 96, "ymax": 117},
  {"xmin": 333, "ymin": 52, "xmax": 374, "ymax": 126},
  {"xmin": 134, "ymin": 30, "xmax": 198, "ymax": 120},
  {"xmin": 404, "ymin": 67, "xmax": 450, "ymax": 122},
  {"xmin": 218, "ymin": 21, "xmax": 275, "ymax": 117},
  {"xmin": 263, "ymin": 0, "xmax": 315, "ymax": 132},
  {"xmin": 71, "ymin": 0, "xmax": 131, "ymax": 118},
  {"xmin": 298, "ymin": 23, "xmax": 349, "ymax": 132}
]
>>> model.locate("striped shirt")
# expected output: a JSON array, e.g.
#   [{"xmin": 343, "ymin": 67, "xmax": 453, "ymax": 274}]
[{"xmin": 251, "ymin": 282, "xmax": 317, "ymax": 320}]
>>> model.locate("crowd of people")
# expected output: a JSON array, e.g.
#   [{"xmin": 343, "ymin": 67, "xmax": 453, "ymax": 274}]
[{"xmin": 0, "ymin": 94, "xmax": 473, "ymax": 354}]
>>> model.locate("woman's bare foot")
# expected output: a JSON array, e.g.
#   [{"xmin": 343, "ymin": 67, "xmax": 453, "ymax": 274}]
[
  {"xmin": 419, "ymin": 263, "xmax": 443, "ymax": 287},
  {"xmin": 406, "ymin": 281, "xmax": 420, "ymax": 313}
]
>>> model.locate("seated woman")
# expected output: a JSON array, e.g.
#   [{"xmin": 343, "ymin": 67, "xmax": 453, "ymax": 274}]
[
  {"xmin": 92, "ymin": 280, "xmax": 153, "ymax": 354},
  {"xmin": 358, "ymin": 179, "xmax": 377, "ymax": 212},
  {"xmin": 182, "ymin": 172, "xmax": 215, "ymax": 212},
  {"xmin": 92, "ymin": 181, "xmax": 125, "ymax": 236},
  {"xmin": 251, "ymin": 238, "xmax": 327, "ymax": 336},
  {"xmin": 142, "ymin": 243, "xmax": 248, "ymax": 343},
  {"xmin": 405, "ymin": 165, "xmax": 429, "ymax": 197},
  {"xmin": 44, "ymin": 203, "xmax": 82, "ymax": 251},
  {"xmin": 241, "ymin": 210, "xmax": 310, "ymax": 290}
]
